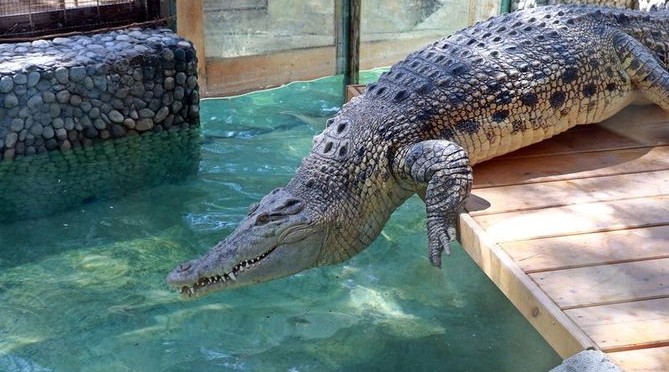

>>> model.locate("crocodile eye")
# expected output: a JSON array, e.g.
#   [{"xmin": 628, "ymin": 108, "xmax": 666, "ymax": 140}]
[{"xmin": 255, "ymin": 213, "xmax": 270, "ymax": 225}]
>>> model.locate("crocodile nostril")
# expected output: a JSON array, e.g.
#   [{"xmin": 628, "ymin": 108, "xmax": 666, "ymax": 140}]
[{"xmin": 178, "ymin": 263, "xmax": 192, "ymax": 272}]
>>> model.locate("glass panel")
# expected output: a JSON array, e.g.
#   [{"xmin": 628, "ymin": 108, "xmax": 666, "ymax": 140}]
[
  {"xmin": 360, "ymin": 0, "xmax": 497, "ymax": 69},
  {"xmin": 204, "ymin": 0, "xmax": 335, "ymax": 58}
]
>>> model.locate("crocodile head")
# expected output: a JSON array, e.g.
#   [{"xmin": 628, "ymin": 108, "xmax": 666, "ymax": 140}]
[{"xmin": 167, "ymin": 187, "xmax": 326, "ymax": 298}]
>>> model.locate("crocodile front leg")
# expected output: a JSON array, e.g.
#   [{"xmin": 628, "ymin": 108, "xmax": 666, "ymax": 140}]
[
  {"xmin": 395, "ymin": 140, "xmax": 473, "ymax": 267},
  {"xmin": 614, "ymin": 32, "xmax": 669, "ymax": 110}
]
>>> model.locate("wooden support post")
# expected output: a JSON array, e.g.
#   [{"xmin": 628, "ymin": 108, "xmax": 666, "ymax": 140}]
[
  {"xmin": 339, "ymin": 0, "xmax": 360, "ymax": 93},
  {"xmin": 176, "ymin": 0, "xmax": 207, "ymax": 96}
]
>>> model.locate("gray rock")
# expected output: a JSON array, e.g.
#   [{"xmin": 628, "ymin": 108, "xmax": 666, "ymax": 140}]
[
  {"xmin": 187, "ymin": 75, "xmax": 198, "ymax": 89},
  {"xmin": 94, "ymin": 118, "xmax": 107, "ymax": 130},
  {"xmin": 84, "ymin": 76, "xmax": 94, "ymax": 89},
  {"xmin": 42, "ymin": 91, "xmax": 56, "ymax": 103},
  {"xmin": 27, "ymin": 71, "xmax": 41, "ymax": 87},
  {"xmin": 109, "ymin": 110, "xmax": 124, "ymax": 123},
  {"xmin": 174, "ymin": 86, "xmax": 185, "ymax": 101},
  {"xmin": 175, "ymin": 72, "xmax": 187, "ymax": 86},
  {"xmin": 162, "ymin": 49, "xmax": 175, "ymax": 61},
  {"xmin": 29, "ymin": 124, "xmax": 44, "ymax": 137},
  {"xmin": 136, "ymin": 118, "xmax": 153, "ymax": 131},
  {"xmin": 55, "ymin": 67, "xmax": 69, "ymax": 84},
  {"xmin": 164, "ymin": 77, "xmax": 175, "ymax": 91},
  {"xmin": 13, "ymin": 73, "xmax": 27, "ymax": 85},
  {"xmin": 49, "ymin": 103, "xmax": 61, "ymax": 118},
  {"xmin": 55, "ymin": 128, "xmax": 67, "ymax": 140},
  {"xmin": 70, "ymin": 95, "xmax": 82, "ymax": 106},
  {"xmin": 89, "ymin": 107, "xmax": 100, "ymax": 119},
  {"xmin": 60, "ymin": 140, "xmax": 72, "ymax": 151},
  {"xmin": 0, "ymin": 76, "xmax": 13, "ymax": 93},
  {"xmin": 31, "ymin": 39, "xmax": 50, "ymax": 48},
  {"xmin": 123, "ymin": 118, "xmax": 136, "ymax": 129},
  {"xmin": 10, "ymin": 118, "xmax": 24, "ymax": 132},
  {"xmin": 27, "ymin": 95, "xmax": 44, "ymax": 111},
  {"xmin": 155, "ymin": 106, "xmax": 169, "ymax": 123},
  {"xmin": 52, "ymin": 118, "xmax": 64, "ymax": 129},
  {"xmin": 139, "ymin": 108, "xmax": 155, "ymax": 118},
  {"xmin": 4, "ymin": 93, "xmax": 18, "ymax": 108},
  {"xmin": 42, "ymin": 126, "xmax": 55, "ymax": 139},
  {"xmin": 56, "ymin": 90, "xmax": 71, "ymax": 104},
  {"xmin": 111, "ymin": 124, "xmax": 126, "ymax": 137},
  {"xmin": 70, "ymin": 66, "xmax": 86, "ymax": 82}
]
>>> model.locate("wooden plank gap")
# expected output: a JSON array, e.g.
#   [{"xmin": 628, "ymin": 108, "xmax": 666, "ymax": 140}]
[
  {"xmin": 523, "ymin": 254, "xmax": 669, "ymax": 275},
  {"xmin": 560, "ymin": 294, "xmax": 669, "ymax": 311}
]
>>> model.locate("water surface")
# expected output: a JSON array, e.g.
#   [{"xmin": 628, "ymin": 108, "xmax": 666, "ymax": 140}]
[{"xmin": 0, "ymin": 72, "xmax": 561, "ymax": 371}]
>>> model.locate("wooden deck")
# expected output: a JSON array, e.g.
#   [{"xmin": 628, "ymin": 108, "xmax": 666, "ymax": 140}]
[{"xmin": 458, "ymin": 104, "xmax": 669, "ymax": 371}]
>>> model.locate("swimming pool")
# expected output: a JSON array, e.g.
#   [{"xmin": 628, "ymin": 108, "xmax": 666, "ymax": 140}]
[{"xmin": 0, "ymin": 72, "xmax": 561, "ymax": 371}]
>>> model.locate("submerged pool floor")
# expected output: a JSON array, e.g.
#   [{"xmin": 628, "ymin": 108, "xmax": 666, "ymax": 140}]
[{"xmin": 0, "ymin": 73, "xmax": 561, "ymax": 371}]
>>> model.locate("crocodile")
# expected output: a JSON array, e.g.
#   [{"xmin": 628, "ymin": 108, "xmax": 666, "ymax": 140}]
[{"xmin": 167, "ymin": 5, "xmax": 669, "ymax": 297}]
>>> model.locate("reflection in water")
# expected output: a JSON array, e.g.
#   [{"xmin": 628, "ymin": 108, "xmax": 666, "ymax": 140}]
[{"xmin": 0, "ymin": 129, "xmax": 200, "ymax": 222}]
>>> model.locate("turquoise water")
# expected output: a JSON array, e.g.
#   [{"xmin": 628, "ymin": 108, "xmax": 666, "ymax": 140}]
[{"xmin": 0, "ymin": 72, "xmax": 561, "ymax": 371}]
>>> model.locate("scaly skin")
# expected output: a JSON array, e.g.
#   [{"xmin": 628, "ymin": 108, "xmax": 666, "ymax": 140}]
[{"xmin": 167, "ymin": 5, "xmax": 669, "ymax": 297}]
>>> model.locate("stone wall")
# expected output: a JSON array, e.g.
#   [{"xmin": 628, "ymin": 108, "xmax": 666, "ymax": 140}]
[
  {"xmin": 0, "ymin": 28, "xmax": 201, "ymax": 221},
  {"xmin": 0, "ymin": 27, "xmax": 200, "ymax": 162}
]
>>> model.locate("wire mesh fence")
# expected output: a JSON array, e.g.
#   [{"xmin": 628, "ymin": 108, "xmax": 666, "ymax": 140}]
[{"xmin": 0, "ymin": 0, "xmax": 162, "ymax": 39}]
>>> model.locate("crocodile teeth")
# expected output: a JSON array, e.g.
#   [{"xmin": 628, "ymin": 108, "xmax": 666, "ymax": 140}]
[{"xmin": 228, "ymin": 272, "xmax": 237, "ymax": 281}]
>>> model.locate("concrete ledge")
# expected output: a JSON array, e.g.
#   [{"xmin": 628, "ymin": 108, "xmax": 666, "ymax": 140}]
[{"xmin": 550, "ymin": 350, "xmax": 623, "ymax": 372}]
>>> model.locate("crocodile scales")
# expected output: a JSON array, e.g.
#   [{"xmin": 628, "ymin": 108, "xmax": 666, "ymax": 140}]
[{"xmin": 168, "ymin": 5, "xmax": 669, "ymax": 297}]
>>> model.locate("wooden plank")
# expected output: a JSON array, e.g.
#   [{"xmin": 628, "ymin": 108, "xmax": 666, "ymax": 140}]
[
  {"xmin": 475, "ymin": 195, "xmax": 669, "ymax": 242},
  {"xmin": 609, "ymin": 346, "xmax": 669, "ymax": 371},
  {"xmin": 470, "ymin": 169, "xmax": 669, "ymax": 216},
  {"xmin": 502, "ymin": 226, "xmax": 669, "ymax": 273},
  {"xmin": 176, "ymin": 0, "xmax": 207, "ymax": 95},
  {"xmin": 473, "ymin": 145, "xmax": 669, "ymax": 188},
  {"xmin": 205, "ymin": 47, "xmax": 337, "ymax": 96},
  {"xmin": 458, "ymin": 213, "xmax": 596, "ymax": 358},
  {"xmin": 346, "ymin": 84, "xmax": 365, "ymax": 101},
  {"xmin": 529, "ymin": 258, "xmax": 669, "ymax": 309},
  {"xmin": 565, "ymin": 298, "xmax": 669, "ymax": 352}
]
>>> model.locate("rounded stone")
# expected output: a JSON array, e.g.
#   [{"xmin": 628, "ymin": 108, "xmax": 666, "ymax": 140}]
[
  {"xmin": 186, "ymin": 75, "xmax": 197, "ymax": 89},
  {"xmin": 139, "ymin": 108, "xmax": 154, "ymax": 118},
  {"xmin": 55, "ymin": 128, "xmax": 67, "ymax": 140},
  {"xmin": 45, "ymin": 138, "xmax": 58, "ymax": 151},
  {"xmin": 29, "ymin": 123, "xmax": 44, "ymax": 137},
  {"xmin": 5, "ymin": 132, "xmax": 18, "ymax": 148},
  {"xmin": 155, "ymin": 106, "xmax": 169, "ymax": 123},
  {"xmin": 56, "ymin": 90, "xmax": 71, "ymax": 104},
  {"xmin": 27, "ymin": 71, "xmax": 41, "ymax": 87},
  {"xmin": 60, "ymin": 140, "xmax": 72, "ymax": 151},
  {"xmin": 0, "ymin": 76, "xmax": 14, "ymax": 93},
  {"xmin": 55, "ymin": 67, "xmax": 69, "ymax": 84},
  {"xmin": 42, "ymin": 126, "xmax": 55, "ymax": 139},
  {"xmin": 89, "ymin": 107, "xmax": 100, "ymax": 119},
  {"xmin": 49, "ymin": 103, "xmax": 61, "ymax": 118},
  {"xmin": 27, "ymin": 95, "xmax": 44, "ymax": 111},
  {"xmin": 42, "ymin": 91, "xmax": 56, "ymax": 103},
  {"xmin": 94, "ymin": 119, "xmax": 107, "ymax": 130},
  {"xmin": 174, "ymin": 86, "xmax": 185, "ymax": 101},
  {"xmin": 70, "ymin": 66, "xmax": 86, "ymax": 82},
  {"xmin": 162, "ymin": 49, "xmax": 175, "ymax": 61},
  {"xmin": 84, "ymin": 76, "xmax": 94, "ymax": 89},
  {"xmin": 109, "ymin": 109, "xmax": 124, "ymax": 123},
  {"xmin": 175, "ymin": 72, "xmax": 187, "ymax": 86},
  {"xmin": 52, "ymin": 118, "xmax": 65, "ymax": 129},
  {"xmin": 10, "ymin": 118, "xmax": 24, "ymax": 132},
  {"xmin": 70, "ymin": 95, "xmax": 82, "ymax": 106},
  {"xmin": 123, "ymin": 118, "xmax": 136, "ymax": 129},
  {"xmin": 136, "ymin": 118, "xmax": 153, "ymax": 131},
  {"xmin": 4, "ymin": 93, "xmax": 18, "ymax": 108},
  {"xmin": 3, "ymin": 148, "xmax": 15, "ymax": 160},
  {"xmin": 111, "ymin": 124, "xmax": 126, "ymax": 137},
  {"xmin": 13, "ymin": 73, "xmax": 27, "ymax": 85},
  {"xmin": 164, "ymin": 77, "xmax": 175, "ymax": 91}
]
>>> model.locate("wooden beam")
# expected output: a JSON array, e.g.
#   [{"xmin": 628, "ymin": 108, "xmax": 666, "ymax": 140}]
[
  {"xmin": 176, "ymin": 0, "xmax": 207, "ymax": 96},
  {"xmin": 458, "ymin": 213, "xmax": 596, "ymax": 357}
]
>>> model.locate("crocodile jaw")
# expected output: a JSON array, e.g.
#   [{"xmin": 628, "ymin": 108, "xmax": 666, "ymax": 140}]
[{"xmin": 166, "ymin": 187, "xmax": 326, "ymax": 298}]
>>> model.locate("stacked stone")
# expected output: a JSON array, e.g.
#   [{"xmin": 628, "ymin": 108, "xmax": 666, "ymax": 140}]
[{"xmin": 0, "ymin": 27, "xmax": 200, "ymax": 162}]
